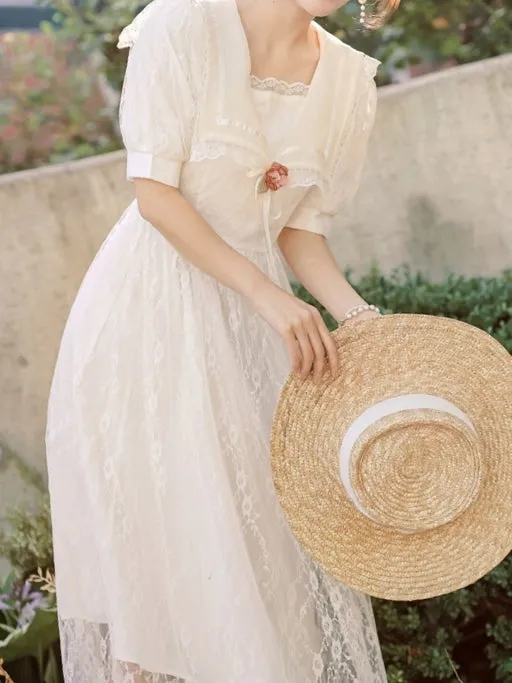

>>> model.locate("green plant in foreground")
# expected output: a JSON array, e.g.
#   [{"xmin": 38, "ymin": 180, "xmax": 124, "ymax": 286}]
[
  {"xmin": 0, "ymin": 496, "xmax": 53, "ymax": 580},
  {"xmin": 373, "ymin": 560, "xmax": 512, "ymax": 683},
  {"xmin": 0, "ymin": 571, "xmax": 59, "ymax": 681},
  {"xmin": 0, "ymin": 495, "xmax": 59, "ymax": 683}
]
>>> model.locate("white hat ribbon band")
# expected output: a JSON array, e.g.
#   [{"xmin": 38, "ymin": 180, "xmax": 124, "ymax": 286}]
[{"xmin": 339, "ymin": 394, "xmax": 477, "ymax": 530}]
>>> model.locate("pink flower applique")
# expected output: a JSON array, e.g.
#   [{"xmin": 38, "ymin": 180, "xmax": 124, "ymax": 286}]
[{"xmin": 263, "ymin": 162, "xmax": 289, "ymax": 192}]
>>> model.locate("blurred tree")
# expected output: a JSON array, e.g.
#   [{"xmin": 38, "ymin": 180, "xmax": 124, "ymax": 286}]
[
  {"xmin": 38, "ymin": 0, "xmax": 149, "ymax": 89},
  {"xmin": 321, "ymin": 0, "xmax": 512, "ymax": 84},
  {"xmin": 0, "ymin": 30, "xmax": 119, "ymax": 173}
]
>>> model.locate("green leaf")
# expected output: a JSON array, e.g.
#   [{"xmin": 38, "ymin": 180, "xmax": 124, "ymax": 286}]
[
  {"xmin": 44, "ymin": 645, "xmax": 63, "ymax": 683},
  {"xmin": 0, "ymin": 609, "xmax": 59, "ymax": 664},
  {"xmin": 1, "ymin": 572, "xmax": 17, "ymax": 595},
  {"xmin": 0, "ymin": 624, "xmax": 17, "ymax": 635}
]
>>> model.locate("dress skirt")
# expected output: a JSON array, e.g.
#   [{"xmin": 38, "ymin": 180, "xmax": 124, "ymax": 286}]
[{"xmin": 46, "ymin": 203, "xmax": 387, "ymax": 683}]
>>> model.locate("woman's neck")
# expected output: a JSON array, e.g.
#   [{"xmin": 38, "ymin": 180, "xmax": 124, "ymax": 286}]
[{"xmin": 235, "ymin": 0, "xmax": 319, "ymax": 83}]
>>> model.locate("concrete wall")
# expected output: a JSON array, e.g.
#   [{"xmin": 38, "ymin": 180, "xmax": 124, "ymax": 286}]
[
  {"xmin": 330, "ymin": 52, "xmax": 512, "ymax": 280},
  {"xmin": 0, "ymin": 54, "xmax": 511, "ymax": 540},
  {"xmin": 0, "ymin": 154, "xmax": 132, "ymax": 570}
]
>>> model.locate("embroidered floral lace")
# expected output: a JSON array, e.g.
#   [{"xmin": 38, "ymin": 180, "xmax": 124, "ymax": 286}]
[{"xmin": 250, "ymin": 75, "xmax": 310, "ymax": 97}]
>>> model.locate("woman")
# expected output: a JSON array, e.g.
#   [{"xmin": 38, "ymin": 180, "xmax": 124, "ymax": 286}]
[{"xmin": 46, "ymin": 0, "xmax": 399, "ymax": 680}]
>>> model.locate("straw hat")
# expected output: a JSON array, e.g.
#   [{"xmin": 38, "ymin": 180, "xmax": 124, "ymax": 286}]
[{"xmin": 270, "ymin": 314, "xmax": 512, "ymax": 601}]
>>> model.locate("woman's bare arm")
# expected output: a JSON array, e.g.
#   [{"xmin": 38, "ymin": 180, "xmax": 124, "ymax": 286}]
[
  {"xmin": 135, "ymin": 179, "xmax": 265, "ymax": 299},
  {"xmin": 278, "ymin": 227, "xmax": 377, "ymax": 323},
  {"xmin": 135, "ymin": 179, "xmax": 339, "ymax": 380}
]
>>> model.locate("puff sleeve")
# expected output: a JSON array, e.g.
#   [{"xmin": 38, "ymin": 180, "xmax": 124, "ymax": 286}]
[
  {"xmin": 118, "ymin": 0, "xmax": 203, "ymax": 188},
  {"xmin": 286, "ymin": 56, "xmax": 379, "ymax": 238}
]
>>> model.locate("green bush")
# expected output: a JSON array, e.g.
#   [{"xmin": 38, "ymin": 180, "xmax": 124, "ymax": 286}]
[
  {"xmin": 0, "ymin": 496, "xmax": 59, "ymax": 683},
  {"xmin": 0, "ymin": 495, "xmax": 53, "ymax": 579},
  {"xmin": 295, "ymin": 266, "xmax": 512, "ymax": 351},
  {"xmin": 296, "ymin": 267, "xmax": 512, "ymax": 682},
  {"xmin": 322, "ymin": 0, "xmax": 512, "ymax": 85}
]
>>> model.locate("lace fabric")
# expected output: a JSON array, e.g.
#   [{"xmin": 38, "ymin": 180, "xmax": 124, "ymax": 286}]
[
  {"xmin": 321, "ymin": 55, "xmax": 379, "ymax": 217},
  {"xmin": 46, "ymin": 0, "xmax": 387, "ymax": 681},
  {"xmin": 49, "ymin": 233, "xmax": 386, "ymax": 683},
  {"xmin": 250, "ymin": 75, "xmax": 310, "ymax": 97}
]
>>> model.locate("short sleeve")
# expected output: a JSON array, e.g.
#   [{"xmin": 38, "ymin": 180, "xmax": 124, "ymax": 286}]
[
  {"xmin": 286, "ymin": 56, "xmax": 379, "ymax": 238},
  {"xmin": 118, "ymin": 0, "xmax": 203, "ymax": 188}
]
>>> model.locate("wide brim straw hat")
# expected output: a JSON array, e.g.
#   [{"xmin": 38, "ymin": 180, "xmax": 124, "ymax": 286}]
[{"xmin": 270, "ymin": 314, "xmax": 512, "ymax": 601}]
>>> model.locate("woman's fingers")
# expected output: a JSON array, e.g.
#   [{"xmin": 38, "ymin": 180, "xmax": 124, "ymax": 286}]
[
  {"xmin": 306, "ymin": 308, "xmax": 341, "ymax": 382},
  {"xmin": 294, "ymin": 324, "xmax": 314, "ymax": 378},
  {"xmin": 284, "ymin": 329, "xmax": 302, "ymax": 375},
  {"xmin": 305, "ymin": 319, "xmax": 326, "ymax": 383},
  {"xmin": 315, "ymin": 314, "xmax": 339, "ymax": 377},
  {"xmin": 278, "ymin": 301, "xmax": 338, "ymax": 381}
]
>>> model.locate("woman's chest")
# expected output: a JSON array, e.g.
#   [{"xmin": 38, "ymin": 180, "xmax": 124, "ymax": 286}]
[
  {"xmin": 180, "ymin": 83, "xmax": 312, "ymax": 250},
  {"xmin": 249, "ymin": 77, "xmax": 310, "ymax": 143},
  {"xmin": 180, "ymin": 157, "xmax": 309, "ymax": 253}
]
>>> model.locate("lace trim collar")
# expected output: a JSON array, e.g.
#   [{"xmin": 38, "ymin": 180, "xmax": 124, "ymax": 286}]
[{"xmin": 250, "ymin": 75, "xmax": 310, "ymax": 97}]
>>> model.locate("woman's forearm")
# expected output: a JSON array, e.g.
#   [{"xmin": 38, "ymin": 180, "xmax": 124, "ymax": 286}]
[
  {"xmin": 135, "ymin": 179, "xmax": 269, "ymax": 300},
  {"xmin": 278, "ymin": 227, "xmax": 367, "ymax": 322}
]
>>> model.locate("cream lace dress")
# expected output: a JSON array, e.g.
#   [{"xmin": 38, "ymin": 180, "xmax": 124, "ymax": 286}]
[{"xmin": 46, "ymin": 0, "xmax": 387, "ymax": 681}]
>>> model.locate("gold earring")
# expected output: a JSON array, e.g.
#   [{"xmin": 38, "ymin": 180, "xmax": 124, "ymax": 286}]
[{"xmin": 358, "ymin": 0, "xmax": 366, "ymax": 25}]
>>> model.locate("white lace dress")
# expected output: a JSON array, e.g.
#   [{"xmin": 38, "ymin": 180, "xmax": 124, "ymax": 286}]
[{"xmin": 46, "ymin": 0, "xmax": 387, "ymax": 681}]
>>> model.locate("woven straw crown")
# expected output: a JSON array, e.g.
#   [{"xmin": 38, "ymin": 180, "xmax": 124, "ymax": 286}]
[{"xmin": 270, "ymin": 315, "xmax": 512, "ymax": 601}]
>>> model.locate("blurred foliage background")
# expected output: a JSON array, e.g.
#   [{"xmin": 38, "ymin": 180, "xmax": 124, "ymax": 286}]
[
  {"xmin": 39, "ymin": 0, "xmax": 512, "ymax": 89},
  {"xmin": 322, "ymin": 0, "xmax": 512, "ymax": 84}
]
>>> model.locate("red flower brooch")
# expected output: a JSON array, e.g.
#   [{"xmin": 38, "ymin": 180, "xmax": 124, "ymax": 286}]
[{"xmin": 263, "ymin": 162, "xmax": 289, "ymax": 192}]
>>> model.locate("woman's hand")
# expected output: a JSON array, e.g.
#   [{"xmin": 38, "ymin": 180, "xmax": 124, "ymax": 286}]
[{"xmin": 249, "ymin": 280, "xmax": 339, "ymax": 382}]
